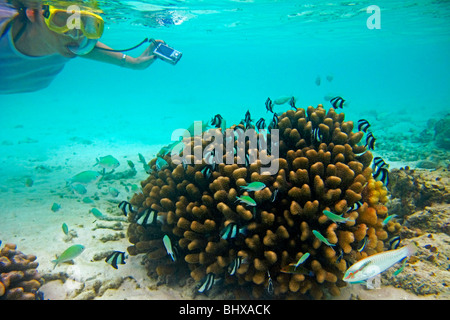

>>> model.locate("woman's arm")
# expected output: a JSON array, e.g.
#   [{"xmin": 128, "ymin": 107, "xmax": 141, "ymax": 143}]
[{"xmin": 82, "ymin": 40, "xmax": 164, "ymax": 70}]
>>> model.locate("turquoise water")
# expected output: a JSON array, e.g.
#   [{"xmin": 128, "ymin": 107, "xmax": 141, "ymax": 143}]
[{"xmin": 0, "ymin": 0, "xmax": 449, "ymax": 300}]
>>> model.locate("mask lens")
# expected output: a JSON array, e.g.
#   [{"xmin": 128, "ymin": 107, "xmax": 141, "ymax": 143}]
[{"xmin": 51, "ymin": 10, "xmax": 70, "ymax": 28}]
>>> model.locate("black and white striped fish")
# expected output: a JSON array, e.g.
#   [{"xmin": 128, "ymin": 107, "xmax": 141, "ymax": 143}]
[
  {"xmin": 198, "ymin": 273, "xmax": 216, "ymax": 293},
  {"xmin": 228, "ymin": 256, "xmax": 244, "ymax": 276},
  {"xmin": 244, "ymin": 110, "xmax": 253, "ymax": 129},
  {"xmin": 105, "ymin": 251, "xmax": 127, "ymax": 269},
  {"xmin": 372, "ymin": 156, "xmax": 389, "ymax": 171},
  {"xmin": 220, "ymin": 223, "xmax": 247, "ymax": 240},
  {"xmin": 136, "ymin": 208, "xmax": 161, "ymax": 226},
  {"xmin": 347, "ymin": 200, "xmax": 363, "ymax": 213},
  {"xmin": 269, "ymin": 112, "xmax": 279, "ymax": 128},
  {"xmin": 357, "ymin": 119, "xmax": 371, "ymax": 132},
  {"xmin": 256, "ymin": 118, "xmax": 266, "ymax": 131},
  {"xmin": 118, "ymin": 201, "xmax": 135, "ymax": 217},
  {"xmin": 289, "ymin": 96, "xmax": 296, "ymax": 110},
  {"xmin": 330, "ymin": 96, "xmax": 346, "ymax": 109},
  {"xmin": 389, "ymin": 236, "xmax": 401, "ymax": 250},
  {"xmin": 211, "ymin": 114, "xmax": 224, "ymax": 128},
  {"xmin": 265, "ymin": 97, "xmax": 274, "ymax": 113},
  {"xmin": 365, "ymin": 132, "xmax": 376, "ymax": 150},
  {"xmin": 312, "ymin": 127, "xmax": 322, "ymax": 142},
  {"xmin": 373, "ymin": 167, "xmax": 389, "ymax": 186}
]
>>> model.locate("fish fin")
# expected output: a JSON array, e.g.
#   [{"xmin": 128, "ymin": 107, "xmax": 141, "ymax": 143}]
[
  {"xmin": 393, "ymin": 258, "xmax": 407, "ymax": 276},
  {"xmin": 405, "ymin": 242, "xmax": 418, "ymax": 256}
]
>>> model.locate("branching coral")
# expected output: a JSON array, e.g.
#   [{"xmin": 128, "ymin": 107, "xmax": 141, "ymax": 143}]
[
  {"xmin": 0, "ymin": 243, "xmax": 43, "ymax": 300},
  {"xmin": 126, "ymin": 103, "xmax": 398, "ymax": 299}
]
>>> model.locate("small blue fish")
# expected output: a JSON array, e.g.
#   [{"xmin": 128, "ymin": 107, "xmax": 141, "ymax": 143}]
[
  {"xmin": 382, "ymin": 214, "xmax": 397, "ymax": 226},
  {"xmin": 156, "ymin": 157, "xmax": 168, "ymax": 171},
  {"xmin": 294, "ymin": 252, "xmax": 310, "ymax": 268},
  {"xmin": 240, "ymin": 182, "xmax": 266, "ymax": 192},
  {"xmin": 265, "ymin": 97, "xmax": 274, "ymax": 113},
  {"xmin": 235, "ymin": 195, "xmax": 257, "ymax": 206},
  {"xmin": 62, "ymin": 223, "xmax": 69, "ymax": 235},
  {"xmin": 312, "ymin": 230, "xmax": 335, "ymax": 247},
  {"xmin": 163, "ymin": 235, "xmax": 177, "ymax": 262},
  {"xmin": 323, "ymin": 210, "xmax": 354, "ymax": 224},
  {"xmin": 374, "ymin": 167, "xmax": 389, "ymax": 186},
  {"xmin": 357, "ymin": 236, "xmax": 368, "ymax": 252}
]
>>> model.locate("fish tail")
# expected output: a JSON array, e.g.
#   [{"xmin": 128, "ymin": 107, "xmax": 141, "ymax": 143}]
[
  {"xmin": 405, "ymin": 243, "xmax": 417, "ymax": 257},
  {"xmin": 51, "ymin": 259, "xmax": 58, "ymax": 270},
  {"xmin": 93, "ymin": 158, "xmax": 99, "ymax": 167}
]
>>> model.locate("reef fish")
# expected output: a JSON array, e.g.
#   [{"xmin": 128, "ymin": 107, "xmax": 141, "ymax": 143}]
[
  {"xmin": 343, "ymin": 243, "xmax": 417, "ymax": 283},
  {"xmin": 198, "ymin": 273, "xmax": 215, "ymax": 293},
  {"xmin": 273, "ymin": 96, "xmax": 293, "ymax": 105},
  {"xmin": 265, "ymin": 97, "xmax": 274, "ymax": 113},
  {"xmin": 256, "ymin": 118, "xmax": 266, "ymax": 131},
  {"xmin": 228, "ymin": 256, "xmax": 243, "ymax": 276},
  {"xmin": 118, "ymin": 201, "xmax": 135, "ymax": 217},
  {"xmin": 330, "ymin": 96, "xmax": 346, "ymax": 109},
  {"xmin": 71, "ymin": 183, "xmax": 87, "ymax": 195},
  {"xmin": 235, "ymin": 195, "xmax": 257, "ymax": 206},
  {"xmin": 163, "ymin": 235, "xmax": 176, "ymax": 262},
  {"xmin": 289, "ymin": 96, "xmax": 296, "ymax": 110},
  {"xmin": 347, "ymin": 200, "xmax": 362, "ymax": 213},
  {"xmin": 220, "ymin": 223, "xmax": 247, "ymax": 240},
  {"xmin": 62, "ymin": 223, "xmax": 69, "ymax": 235},
  {"xmin": 373, "ymin": 167, "xmax": 389, "ymax": 186},
  {"xmin": 109, "ymin": 187, "xmax": 120, "ymax": 197},
  {"xmin": 312, "ymin": 229, "xmax": 335, "ymax": 247},
  {"xmin": 326, "ymin": 74, "xmax": 334, "ymax": 82},
  {"xmin": 94, "ymin": 155, "xmax": 120, "ymax": 171},
  {"xmin": 280, "ymin": 264, "xmax": 312, "ymax": 275},
  {"xmin": 52, "ymin": 244, "xmax": 85, "ymax": 269},
  {"xmin": 90, "ymin": 208, "xmax": 104, "ymax": 219},
  {"xmin": 67, "ymin": 170, "xmax": 101, "ymax": 185},
  {"xmin": 51, "ymin": 202, "xmax": 61, "ymax": 212},
  {"xmin": 365, "ymin": 132, "xmax": 376, "ymax": 150},
  {"xmin": 156, "ymin": 157, "xmax": 169, "ymax": 171},
  {"xmin": 105, "ymin": 251, "xmax": 127, "ymax": 269},
  {"xmin": 136, "ymin": 208, "xmax": 161, "ymax": 226},
  {"xmin": 323, "ymin": 210, "xmax": 354, "ymax": 224},
  {"xmin": 294, "ymin": 252, "xmax": 310, "ymax": 268},
  {"xmin": 358, "ymin": 119, "xmax": 371, "ymax": 133},
  {"xmin": 211, "ymin": 114, "xmax": 224, "ymax": 128},
  {"xmin": 315, "ymin": 75, "xmax": 321, "ymax": 86},
  {"xmin": 382, "ymin": 214, "xmax": 397, "ymax": 226},
  {"xmin": 240, "ymin": 181, "xmax": 266, "ymax": 192},
  {"xmin": 373, "ymin": 156, "xmax": 389, "ymax": 171},
  {"xmin": 266, "ymin": 271, "xmax": 274, "ymax": 295}
]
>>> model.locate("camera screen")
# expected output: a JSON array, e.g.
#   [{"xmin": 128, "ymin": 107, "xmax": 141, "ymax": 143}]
[{"xmin": 156, "ymin": 44, "xmax": 175, "ymax": 57}]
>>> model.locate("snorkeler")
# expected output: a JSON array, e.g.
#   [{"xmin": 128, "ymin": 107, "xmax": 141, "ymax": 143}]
[{"xmin": 0, "ymin": 0, "xmax": 166, "ymax": 94}]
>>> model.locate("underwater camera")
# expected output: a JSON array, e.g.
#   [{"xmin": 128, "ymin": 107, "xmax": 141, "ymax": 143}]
[{"xmin": 153, "ymin": 42, "xmax": 182, "ymax": 65}]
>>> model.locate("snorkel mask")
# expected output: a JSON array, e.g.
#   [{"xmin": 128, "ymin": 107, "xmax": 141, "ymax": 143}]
[{"xmin": 42, "ymin": 3, "xmax": 104, "ymax": 55}]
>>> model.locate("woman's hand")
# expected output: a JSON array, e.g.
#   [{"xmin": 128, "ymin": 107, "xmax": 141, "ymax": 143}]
[{"xmin": 128, "ymin": 39, "xmax": 165, "ymax": 70}]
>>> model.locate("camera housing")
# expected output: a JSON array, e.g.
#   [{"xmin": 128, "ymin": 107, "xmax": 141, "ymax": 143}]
[{"xmin": 153, "ymin": 43, "xmax": 182, "ymax": 65}]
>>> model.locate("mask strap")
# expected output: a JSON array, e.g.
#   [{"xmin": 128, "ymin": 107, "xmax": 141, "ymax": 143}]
[{"xmin": 94, "ymin": 38, "xmax": 154, "ymax": 52}]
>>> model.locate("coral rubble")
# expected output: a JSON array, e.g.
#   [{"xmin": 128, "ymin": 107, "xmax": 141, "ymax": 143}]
[
  {"xmin": 0, "ymin": 243, "xmax": 43, "ymax": 300},
  {"xmin": 126, "ymin": 104, "xmax": 398, "ymax": 299}
]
